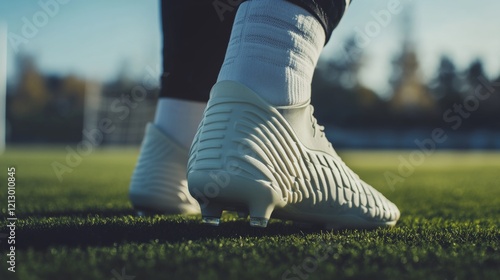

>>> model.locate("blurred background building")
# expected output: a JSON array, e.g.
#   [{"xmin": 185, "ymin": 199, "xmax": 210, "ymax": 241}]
[{"xmin": 1, "ymin": 0, "xmax": 500, "ymax": 150}]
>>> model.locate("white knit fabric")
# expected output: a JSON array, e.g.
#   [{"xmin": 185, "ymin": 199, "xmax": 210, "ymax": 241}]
[
  {"xmin": 217, "ymin": 0, "xmax": 326, "ymax": 106},
  {"xmin": 154, "ymin": 98, "xmax": 206, "ymax": 149}
]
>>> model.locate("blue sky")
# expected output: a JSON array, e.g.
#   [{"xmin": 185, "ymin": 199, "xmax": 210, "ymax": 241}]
[
  {"xmin": 330, "ymin": 0, "xmax": 500, "ymax": 96},
  {"xmin": 1, "ymin": 0, "xmax": 499, "ymax": 97},
  {"xmin": 0, "ymin": 0, "xmax": 161, "ymax": 81}
]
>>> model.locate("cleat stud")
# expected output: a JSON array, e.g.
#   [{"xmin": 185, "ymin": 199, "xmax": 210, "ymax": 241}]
[
  {"xmin": 249, "ymin": 217, "xmax": 269, "ymax": 228},
  {"xmin": 200, "ymin": 203, "xmax": 223, "ymax": 226},
  {"xmin": 202, "ymin": 216, "xmax": 221, "ymax": 226}
]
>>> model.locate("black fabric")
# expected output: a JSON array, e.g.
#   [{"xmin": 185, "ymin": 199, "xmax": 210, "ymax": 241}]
[
  {"xmin": 160, "ymin": 0, "xmax": 238, "ymax": 101},
  {"xmin": 285, "ymin": 0, "xmax": 348, "ymax": 42},
  {"xmin": 160, "ymin": 0, "xmax": 348, "ymax": 101}
]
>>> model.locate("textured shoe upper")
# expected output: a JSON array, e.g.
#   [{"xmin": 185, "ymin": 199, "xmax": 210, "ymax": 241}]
[{"xmin": 189, "ymin": 81, "xmax": 400, "ymax": 223}]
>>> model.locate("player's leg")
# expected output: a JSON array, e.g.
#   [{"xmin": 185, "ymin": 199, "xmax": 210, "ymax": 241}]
[
  {"xmin": 129, "ymin": 0, "xmax": 238, "ymax": 215},
  {"xmin": 188, "ymin": 0, "xmax": 400, "ymax": 228}
]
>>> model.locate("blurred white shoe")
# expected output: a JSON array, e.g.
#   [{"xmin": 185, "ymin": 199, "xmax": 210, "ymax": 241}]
[
  {"xmin": 129, "ymin": 123, "xmax": 200, "ymax": 215},
  {"xmin": 187, "ymin": 81, "xmax": 400, "ymax": 228}
]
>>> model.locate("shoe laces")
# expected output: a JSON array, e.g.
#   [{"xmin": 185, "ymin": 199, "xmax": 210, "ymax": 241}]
[{"xmin": 310, "ymin": 106, "xmax": 332, "ymax": 148}]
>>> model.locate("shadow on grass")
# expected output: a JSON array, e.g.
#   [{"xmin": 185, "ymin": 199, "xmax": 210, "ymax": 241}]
[
  {"xmin": 1, "ymin": 210, "xmax": 328, "ymax": 251},
  {"xmin": 1, "ymin": 209, "xmax": 138, "ymax": 219}
]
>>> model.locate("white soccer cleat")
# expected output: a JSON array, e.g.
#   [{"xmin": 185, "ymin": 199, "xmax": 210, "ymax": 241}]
[
  {"xmin": 187, "ymin": 81, "xmax": 400, "ymax": 228},
  {"xmin": 129, "ymin": 123, "xmax": 200, "ymax": 215}
]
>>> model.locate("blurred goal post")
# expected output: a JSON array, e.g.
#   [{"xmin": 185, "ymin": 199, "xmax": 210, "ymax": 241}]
[{"xmin": 0, "ymin": 23, "xmax": 7, "ymax": 154}]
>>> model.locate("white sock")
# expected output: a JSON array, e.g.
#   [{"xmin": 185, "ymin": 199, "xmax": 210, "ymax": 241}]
[
  {"xmin": 217, "ymin": 0, "xmax": 326, "ymax": 106},
  {"xmin": 154, "ymin": 98, "xmax": 206, "ymax": 150}
]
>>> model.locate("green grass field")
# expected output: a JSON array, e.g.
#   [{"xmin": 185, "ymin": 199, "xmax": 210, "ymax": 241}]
[{"xmin": 0, "ymin": 147, "xmax": 499, "ymax": 280}]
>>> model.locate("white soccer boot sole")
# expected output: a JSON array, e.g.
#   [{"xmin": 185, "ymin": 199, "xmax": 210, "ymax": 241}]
[
  {"xmin": 187, "ymin": 81, "xmax": 400, "ymax": 229},
  {"xmin": 129, "ymin": 123, "xmax": 200, "ymax": 215}
]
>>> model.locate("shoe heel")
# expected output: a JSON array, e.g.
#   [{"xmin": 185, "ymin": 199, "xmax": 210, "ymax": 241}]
[{"xmin": 188, "ymin": 171, "xmax": 285, "ymax": 228}]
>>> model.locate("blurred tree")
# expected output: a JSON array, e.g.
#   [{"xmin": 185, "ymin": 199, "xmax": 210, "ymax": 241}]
[
  {"xmin": 8, "ymin": 53, "xmax": 86, "ymax": 143},
  {"xmin": 10, "ymin": 55, "xmax": 48, "ymax": 117},
  {"xmin": 429, "ymin": 55, "xmax": 463, "ymax": 111},
  {"xmin": 465, "ymin": 59, "xmax": 487, "ymax": 89},
  {"xmin": 462, "ymin": 59, "xmax": 500, "ymax": 129},
  {"xmin": 311, "ymin": 36, "xmax": 366, "ymax": 127},
  {"xmin": 388, "ymin": 8, "xmax": 436, "ymax": 125}
]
